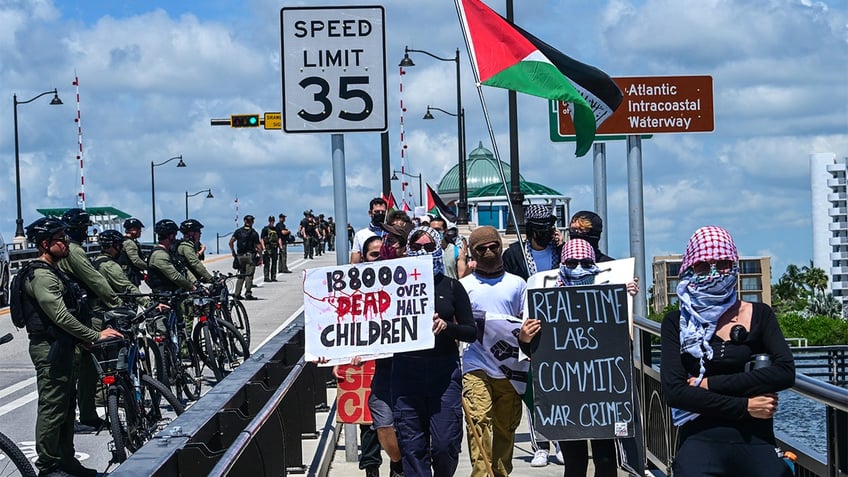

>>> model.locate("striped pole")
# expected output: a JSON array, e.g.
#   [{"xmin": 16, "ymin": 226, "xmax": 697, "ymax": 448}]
[{"xmin": 73, "ymin": 72, "xmax": 86, "ymax": 209}]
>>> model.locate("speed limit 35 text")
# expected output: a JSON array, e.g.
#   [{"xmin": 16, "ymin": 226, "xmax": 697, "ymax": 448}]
[{"xmin": 294, "ymin": 19, "xmax": 372, "ymax": 68}]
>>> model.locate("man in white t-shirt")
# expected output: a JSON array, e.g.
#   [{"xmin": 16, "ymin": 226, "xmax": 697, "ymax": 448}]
[
  {"xmin": 350, "ymin": 197, "xmax": 387, "ymax": 264},
  {"xmin": 460, "ymin": 226, "xmax": 527, "ymax": 477}
]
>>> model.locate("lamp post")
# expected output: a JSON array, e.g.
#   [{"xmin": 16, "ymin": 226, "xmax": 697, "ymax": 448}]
[
  {"xmin": 185, "ymin": 188, "xmax": 214, "ymax": 220},
  {"xmin": 423, "ymin": 105, "xmax": 467, "ymax": 221},
  {"xmin": 400, "ymin": 46, "xmax": 468, "ymax": 224},
  {"xmin": 13, "ymin": 88, "xmax": 63, "ymax": 239},
  {"xmin": 391, "ymin": 170, "xmax": 423, "ymax": 206},
  {"xmin": 150, "ymin": 155, "xmax": 186, "ymax": 241}
]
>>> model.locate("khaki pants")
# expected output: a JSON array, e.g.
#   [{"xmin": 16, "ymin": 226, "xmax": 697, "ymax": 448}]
[
  {"xmin": 462, "ymin": 370, "xmax": 523, "ymax": 477},
  {"xmin": 235, "ymin": 253, "xmax": 256, "ymax": 297}
]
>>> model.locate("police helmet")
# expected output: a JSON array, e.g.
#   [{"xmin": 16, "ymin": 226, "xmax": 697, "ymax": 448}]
[
  {"xmin": 154, "ymin": 219, "xmax": 179, "ymax": 236},
  {"xmin": 98, "ymin": 229, "xmax": 125, "ymax": 249},
  {"xmin": 124, "ymin": 218, "xmax": 144, "ymax": 230},
  {"xmin": 61, "ymin": 208, "xmax": 92, "ymax": 229},
  {"xmin": 25, "ymin": 217, "xmax": 68, "ymax": 244},
  {"xmin": 179, "ymin": 219, "xmax": 204, "ymax": 233}
]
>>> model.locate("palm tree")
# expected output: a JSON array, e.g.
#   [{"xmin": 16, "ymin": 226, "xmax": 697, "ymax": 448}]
[
  {"xmin": 775, "ymin": 264, "xmax": 805, "ymax": 301},
  {"xmin": 801, "ymin": 260, "xmax": 829, "ymax": 294}
]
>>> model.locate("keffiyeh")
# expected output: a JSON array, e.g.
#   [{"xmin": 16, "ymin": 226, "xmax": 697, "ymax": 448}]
[{"xmin": 406, "ymin": 226, "xmax": 445, "ymax": 276}]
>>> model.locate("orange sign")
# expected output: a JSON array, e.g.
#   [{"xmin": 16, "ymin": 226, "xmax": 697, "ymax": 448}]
[
  {"xmin": 556, "ymin": 75, "xmax": 714, "ymax": 136},
  {"xmin": 336, "ymin": 360, "xmax": 376, "ymax": 424}
]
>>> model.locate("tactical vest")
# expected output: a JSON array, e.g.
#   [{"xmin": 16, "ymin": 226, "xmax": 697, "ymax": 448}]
[
  {"xmin": 118, "ymin": 238, "xmax": 145, "ymax": 286},
  {"xmin": 145, "ymin": 246, "xmax": 188, "ymax": 292},
  {"xmin": 18, "ymin": 261, "xmax": 85, "ymax": 338}
]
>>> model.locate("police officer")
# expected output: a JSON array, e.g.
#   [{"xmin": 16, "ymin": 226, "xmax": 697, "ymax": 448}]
[
  {"xmin": 120, "ymin": 218, "xmax": 147, "ymax": 286},
  {"xmin": 20, "ymin": 217, "xmax": 122, "ymax": 477},
  {"xmin": 275, "ymin": 213, "xmax": 293, "ymax": 274},
  {"xmin": 229, "ymin": 215, "xmax": 262, "ymax": 300},
  {"xmin": 260, "ymin": 216, "xmax": 280, "ymax": 282},
  {"xmin": 94, "ymin": 230, "xmax": 150, "ymax": 309},
  {"xmin": 177, "ymin": 219, "xmax": 213, "ymax": 284},
  {"xmin": 58, "ymin": 208, "xmax": 123, "ymax": 434},
  {"xmin": 146, "ymin": 219, "xmax": 196, "ymax": 293}
]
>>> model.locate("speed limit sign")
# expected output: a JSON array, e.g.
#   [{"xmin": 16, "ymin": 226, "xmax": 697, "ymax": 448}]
[{"xmin": 281, "ymin": 6, "xmax": 387, "ymax": 133}]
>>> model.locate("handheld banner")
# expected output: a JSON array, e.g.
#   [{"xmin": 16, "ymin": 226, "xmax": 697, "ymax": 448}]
[
  {"xmin": 304, "ymin": 255, "xmax": 435, "ymax": 365},
  {"xmin": 336, "ymin": 361, "xmax": 376, "ymax": 424}
]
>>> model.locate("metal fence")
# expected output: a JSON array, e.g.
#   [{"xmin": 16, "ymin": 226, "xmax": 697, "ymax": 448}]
[{"xmin": 634, "ymin": 316, "xmax": 848, "ymax": 477}]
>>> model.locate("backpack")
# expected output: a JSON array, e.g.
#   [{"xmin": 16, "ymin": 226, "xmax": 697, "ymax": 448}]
[
  {"xmin": 234, "ymin": 228, "xmax": 256, "ymax": 254},
  {"xmin": 265, "ymin": 227, "xmax": 279, "ymax": 246},
  {"xmin": 10, "ymin": 260, "xmax": 84, "ymax": 330}
]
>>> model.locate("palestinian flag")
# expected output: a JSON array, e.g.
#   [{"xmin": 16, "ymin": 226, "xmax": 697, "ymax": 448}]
[
  {"xmin": 456, "ymin": 0, "xmax": 622, "ymax": 157},
  {"xmin": 382, "ymin": 191, "xmax": 398, "ymax": 212},
  {"xmin": 426, "ymin": 184, "xmax": 458, "ymax": 223}
]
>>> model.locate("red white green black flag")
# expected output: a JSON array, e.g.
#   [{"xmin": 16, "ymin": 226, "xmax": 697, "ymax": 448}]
[{"xmin": 456, "ymin": 0, "xmax": 623, "ymax": 157}]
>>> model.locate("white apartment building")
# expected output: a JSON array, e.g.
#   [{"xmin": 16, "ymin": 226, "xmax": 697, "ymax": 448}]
[{"xmin": 810, "ymin": 152, "xmax": 848, "ymax": 303}]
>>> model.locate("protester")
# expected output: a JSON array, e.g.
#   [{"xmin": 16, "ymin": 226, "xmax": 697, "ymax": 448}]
[
  {"xmin": 429, "ymin": 217, "xmax": 468, "ymax": 279},
  {"xmin": 460, "ymin": 226, "xmax": 527, "ymax": 477},
  {"xmin": 503, "ymin": 204, "xmax": 562, "ymax": 281},
  {"xmin": 379, "ymin": 222, "xmax": 413, "ymax": 260},
  {"xmin": 350, "ymin": 198, "xmax": 388, "ymax": 263},
  {"xmin": 660, "ymin": 226, "xmax": 795, "ymax": 476},
  {"xmin": 391, "ymin": 226, "xmax": 476, "ymax": 477},
  {"xmin": 519, "ymin": 239, "xmax": 638, "ymax": 476}
]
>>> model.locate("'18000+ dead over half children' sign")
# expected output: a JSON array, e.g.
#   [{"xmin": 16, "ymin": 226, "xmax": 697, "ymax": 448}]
[
  {"xmin": 304, "ymin": 256, "xmax": 435, "ymax": 365},
  {"xmin": 528, "ymin": 283, "xmax": 634, "ymax": 440}
]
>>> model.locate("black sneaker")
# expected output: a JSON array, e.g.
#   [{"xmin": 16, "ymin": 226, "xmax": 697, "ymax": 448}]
[
  {"xmin": 244, "ymin": 294, "xmax": 258, "ymax": 301},
  {"xmin": 73, "ymin": 421, "xmax": 98, "ymax": 434},
  {"xmin": 38, "ymin": 469, "xmax": 75, "ymax": 477},
  {"xmin": 365, "ymin": 467, "xmax": 380, "ymax": 477}
]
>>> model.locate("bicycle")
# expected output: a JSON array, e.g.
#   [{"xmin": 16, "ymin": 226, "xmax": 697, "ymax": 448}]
[
  {"xmin": 208, "ymin": 271, "xmax": 251, "ymax": 349},
  {"xmin": 146, "ymin": 291, "xmax": 205, "ymax": 403},
  {"xmin": 91, "ymin": 308, "xmax": 186, "ymax": 463},
  {"xmin": 190, "ymin": 287, "xmax": 250, "ymax": 383},
  {"xmin": 0, "ymin": 333, "xmax": 37, "ymax": 477}
]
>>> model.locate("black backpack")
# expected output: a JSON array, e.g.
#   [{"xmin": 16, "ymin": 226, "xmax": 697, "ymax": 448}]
[{"xmin": 10, "ymin": 260, "xmax": 84, "ymax": 330}]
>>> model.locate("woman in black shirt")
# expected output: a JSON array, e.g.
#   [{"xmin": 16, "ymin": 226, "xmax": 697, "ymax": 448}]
[
  {"xmin": 661, "ymin": 226, "xmax": 794, "ymax": 476},
  {"xmin": 391, "ymin": 226, "xmax": 476, "ymax": 477}
]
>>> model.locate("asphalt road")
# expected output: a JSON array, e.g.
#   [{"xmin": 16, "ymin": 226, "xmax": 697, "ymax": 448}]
[{"xmin": 0, "ymin": 249, "xmax": 339, "ymax": 474}]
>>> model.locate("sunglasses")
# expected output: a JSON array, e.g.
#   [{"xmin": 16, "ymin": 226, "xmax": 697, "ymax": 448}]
[
  {"xmin": 50, "ymin": 235, "xmax": 70, "ymax": 244},
  {"xmin": 563, "ymin": 259, "xmax": 595, "ymax": 269},
  {"xmin": 691, "ymin": 260, "xmax": 734, "ymax": 276},
  {"xmin": 409, "ymin": 241, "xmax": 437, "ymax": 252},
  {"xmin": 474, "ymin": 243, "xmax": 500, "ymax": 254},
  {"xmin": 366, "ymin": 251, "xmax": 381, "ymax": 259}
]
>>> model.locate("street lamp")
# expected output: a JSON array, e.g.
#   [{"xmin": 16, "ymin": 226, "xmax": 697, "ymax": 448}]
[
  {"xmin": 150, "ymin": 155, "xmax": 186, "ymax": 241},
  {"xmin": 391, "ymin": 170, "xmax": 423, "ymax": 206},
  {"xmin": 400, "ymin": 46, "xmax": 468, "ymax": 224},
  {"xmin": 13, "ymin": 88, "xmax": 63, "ymax": 239},
  {"xmin": 423, "ymin": 105, "xmax": 467, "ymax": 222},
  {"xmin": 185, "ymin": 188, "xmax": 214, "ymax": 220}
]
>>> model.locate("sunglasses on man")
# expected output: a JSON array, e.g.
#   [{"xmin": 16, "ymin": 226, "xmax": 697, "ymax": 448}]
[
  {"xmin": 409, "ymin": 241, "xmax": 437, "ymax": 253},
  {"xmin": 691, "ymin": 260, "xmax": 734, "ymax": 276},
  {"xmin": 474, "ymin": 243, "xmax": 500, "ymax": 254},
  {"xmin": 563, "ymin": 258, "xmax": 595, "ymax": 269}
]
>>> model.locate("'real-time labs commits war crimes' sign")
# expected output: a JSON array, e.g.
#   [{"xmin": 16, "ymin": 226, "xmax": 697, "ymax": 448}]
[
  {"xmin": 304, "ymin": 256, "xmax": 435, "ymax": 365},
  {"xmin": 528, "ymin": 284, "xmax": 634, "ymax": 441}
]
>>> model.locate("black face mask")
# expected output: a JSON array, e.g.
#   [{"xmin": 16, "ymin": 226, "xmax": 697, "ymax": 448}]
[
  {"xmin": 371, "ymin": 212, "xmax": 386, "ymax": 226},
  {"xmin": 533, "ymin": 228, "xmax": 554, "ymax": 247}
]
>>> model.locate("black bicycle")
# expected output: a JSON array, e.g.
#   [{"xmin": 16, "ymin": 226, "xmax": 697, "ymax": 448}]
[
  {"xmin": 208, "ymin": 271, "xmax": 251, "ymax": 349},
  {"xmin": 91, "ymin": 308, "xmax": 185, "ymax": 463},
  {"xmin": 190, "ymin": 289, "xmax": 250, "ymax": 383},
  {"xmin": 0, "ymin": 334, "xmax": 37, "ymax": 477},
  {"xmin": 147, "ymin": 291, "xmax": 204, "ymax": 402}
]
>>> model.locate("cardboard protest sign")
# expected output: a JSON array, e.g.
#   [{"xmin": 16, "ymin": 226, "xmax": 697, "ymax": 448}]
[
  {"xmin": 304, "ymin": 255, "xmax": 435, "ymax": 365},
  {"xmin": 336, "ymin": 360, "xmax": 376, "ymax": 424},
  {"xmin": 524, "ymin": 258, "xmax": 636, "ymax": 441}
]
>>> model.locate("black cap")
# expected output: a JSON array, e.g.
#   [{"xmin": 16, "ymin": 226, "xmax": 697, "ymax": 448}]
[{"xmin": 244, "ymin": 215, "xmax": 255, "ymax": 221}]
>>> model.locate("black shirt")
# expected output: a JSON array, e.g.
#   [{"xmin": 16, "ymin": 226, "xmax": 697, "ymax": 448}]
[{"xmin": 233, "ymin": 227, "xmax": 260, "ymax": 255}]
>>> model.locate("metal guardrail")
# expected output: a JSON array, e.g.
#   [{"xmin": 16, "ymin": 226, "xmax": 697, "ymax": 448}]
[
  {"xmin": 110, "ymin": 316, "xmax": 333, "ymax": 476},
  {"xmin": 633, "ymin": 315, "xmax": 848, "ymax": 477}
]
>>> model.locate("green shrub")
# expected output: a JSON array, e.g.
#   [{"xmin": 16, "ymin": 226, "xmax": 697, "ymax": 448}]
[{"xmin": 777, "ymin": 312, "xmax": 848, "ymax": 346}]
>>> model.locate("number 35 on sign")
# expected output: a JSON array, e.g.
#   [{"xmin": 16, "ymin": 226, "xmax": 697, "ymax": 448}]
[{"xmin": 281, "ymin": 6, "xmax": 387, "ymax": 134}]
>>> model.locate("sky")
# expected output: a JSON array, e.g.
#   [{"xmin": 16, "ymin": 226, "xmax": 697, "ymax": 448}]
[{"xmin": 1, "ymin": 0, "xmax": 846, "ymax": 287}]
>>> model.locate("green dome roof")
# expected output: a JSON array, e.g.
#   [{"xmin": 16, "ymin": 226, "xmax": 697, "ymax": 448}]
[
  {"xmin": 469, "ymin": 181, "xmax": 563, "ymax": 198},
  {"xmin": 437, "ymin": 141, "xmax": 524, "ymax": 196}
]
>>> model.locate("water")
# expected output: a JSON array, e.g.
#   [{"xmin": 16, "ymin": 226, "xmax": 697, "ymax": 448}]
[{"xmin": 775, "ymin": 389, "xmax": 827, "ymax": 457}]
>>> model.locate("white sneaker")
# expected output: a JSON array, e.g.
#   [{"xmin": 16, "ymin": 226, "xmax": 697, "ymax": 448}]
[
  {"xmin": 531, "ymin": 449, "xmax": 549, "ymax": 467},
  {"xmin": 554, "ymin": 441, "xmax": 564, "ymax": 465}
]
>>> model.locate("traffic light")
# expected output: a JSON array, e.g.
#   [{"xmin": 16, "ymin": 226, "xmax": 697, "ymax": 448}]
[{"xmin": 231, "ymin": 114, "xmax": 260, "ymax": 128}]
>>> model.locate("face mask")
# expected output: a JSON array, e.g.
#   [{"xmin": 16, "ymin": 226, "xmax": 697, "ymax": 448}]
[
  {"xmin": 533, "ymin": 228, "xmax": 554, "ymax": 247},
  {"xmin": 371, "ymin": 212, "xmax": 386, "ymax": 226},
  {"xmin": 379, "ymin": 242, "xmax": 398, "ymax": 260},
  {"xmin": 558, "ymin": 264, "xmax": 600, "ymax": 286}
]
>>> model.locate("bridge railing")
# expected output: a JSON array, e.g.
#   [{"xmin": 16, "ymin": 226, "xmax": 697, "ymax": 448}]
[
  {"xmin": 634, "ymin": 315, "xmax": 848, "ymax": 477},
  {"xmin": 110, "ymin": 316, "xmax": 333, "ymax": 476}
]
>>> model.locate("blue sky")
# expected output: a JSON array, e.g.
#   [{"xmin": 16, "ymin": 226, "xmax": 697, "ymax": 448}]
[{"xmin": 1, "ymin": 0, "xmax": 846, "ymax": 288}]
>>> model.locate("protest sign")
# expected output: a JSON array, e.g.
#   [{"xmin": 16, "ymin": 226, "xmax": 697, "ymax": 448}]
[
  {"xmin": 304, "ymin": 255, "xmax": 435, "ymax": 365},
  {"xmin": 336, "ymin": 360, "xmax": 376, "ymax": 424},
  {"xmin": 525, "ymin": 258, "xmax": 636, "ymax": 441}
]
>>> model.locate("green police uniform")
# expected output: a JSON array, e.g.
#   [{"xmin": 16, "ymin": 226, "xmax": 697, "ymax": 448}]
[
  {"xmin": 146, "ymin": 246, "xmax": 194, "ymax": 292},
  {"xmin": 119, "ymin": 237, "xmax": 147, "ymax": 285},
  {"xmin": 261, "ymin": 225, "xmax": 279, "ymax": 281},
  {"xmin": 92, "ymin": 253, "xmax": 151, "ymax": 308},
  {"xmin": 57, "ymin": 241, "xmax": 122, "ymax": 425},
  {"xmin": 176, "ymin": 239, "xmax": 212, "ymax": 284},
  {"xmin": 24, "ymin": 261, "xmax": 100, "ymax": 475}
]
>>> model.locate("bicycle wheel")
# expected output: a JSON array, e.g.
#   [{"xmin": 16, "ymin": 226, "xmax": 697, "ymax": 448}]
[
  {"xmin": 140, "ymin": 374, "xmax": 185, "ymax": 417},
  {"xmin": 107, "ymin": 387, "xmax": 129, "ymax": 463},
  {"xmin": 225, "ymin": 297, "xmax": 251, "ymax": 350},
  {"xmin": 216, "ymin": 318, "xmax": 251, "ymax": 365},
  {"xmin": 163, "ymin": 341, "xmax": 201, "ymax": 402},
  {"xmin": 193, "ymin": 323, "xmax": 224, "ymax": 382},
  {"xmin": 0, "ymin": 430, "xmax": 37, "ymax": 477},
  {"xmin": 138, "ymin": 336, "xmax": 165, "ymax": 384}
]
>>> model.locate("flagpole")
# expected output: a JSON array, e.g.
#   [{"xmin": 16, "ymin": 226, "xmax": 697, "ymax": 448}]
[{"xmin": 454, "ymin": 0, "xmax": 531, "ymax": 277}]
